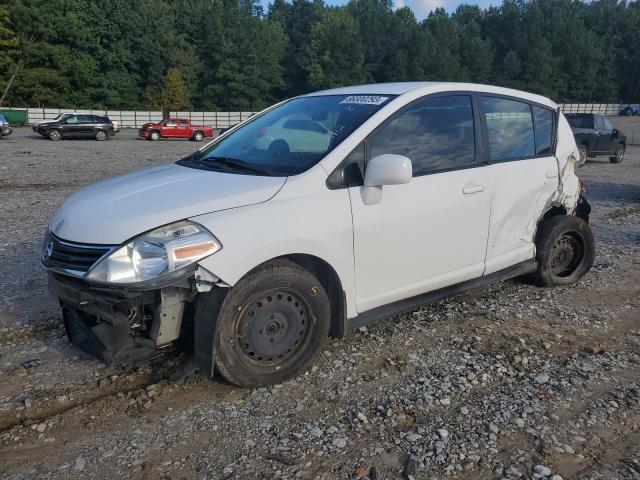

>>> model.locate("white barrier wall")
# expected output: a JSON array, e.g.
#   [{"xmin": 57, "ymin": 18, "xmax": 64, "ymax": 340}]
[
  {"xmin": 2, "ymin": 104, "xmax": 637, "ymax": 128},
  {"xmin": 169, "ymin": 111, "xmax": 256, "ymax": 128}
]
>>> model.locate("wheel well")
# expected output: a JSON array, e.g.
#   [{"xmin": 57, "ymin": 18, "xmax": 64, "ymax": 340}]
[
  {"xmin": 277, "ymin": 254, "xmax": 346, "ymax": 338},
  {"xmin": 535, "ymin": 206, "xmax": 567, "ymax": 243}
]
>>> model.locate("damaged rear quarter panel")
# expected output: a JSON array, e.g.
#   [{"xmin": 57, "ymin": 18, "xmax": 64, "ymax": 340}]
[
  {"xmin": 484, "ymin": 156, "xmax": 559, "ymax": 274},
  {"xmin": 554, "ymin": 113, "xmax": 581, "ymax": 212}
]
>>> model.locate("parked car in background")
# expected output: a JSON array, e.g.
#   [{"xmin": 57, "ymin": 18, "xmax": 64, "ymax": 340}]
[
  {"xmin": 42, "ymin": 82, "xmax": 593, "ymax": 388},
  {"xmin": 33, "ymin": 114, "xmax": 116, "ymax": 141},
  {"xmin": 619, "ymin": 104, "xmax": 640, "ymax": 116},
  {"xmin": 0, "ymin": 113, "xmax": 12, "ymax": 137},
  {"xmin": 139, "ymin": 118, "xmax": 213, "ymax": 141},
  {"xmin": 566, "ymin": 113, "xmax": 626, "ymax": 167}
]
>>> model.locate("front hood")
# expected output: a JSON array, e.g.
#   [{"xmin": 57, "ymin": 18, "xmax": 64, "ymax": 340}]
[
  {"xmin": 50, "ymin": 163, "xmax": 286, "ymax": 244},
  {"xmin": 34, "ymin": 119, "xmax": 58, "ymax": 126}
]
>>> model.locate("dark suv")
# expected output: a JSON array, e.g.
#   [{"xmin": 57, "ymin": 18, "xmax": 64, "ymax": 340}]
[
  {"xmin": 0, "ymin": 113, "xmax": 12, "ymax": 137},
  {"xmin": 566, "ymin": 113, "xmax": 626, "ymax": 167},
  {"xmin": 33, "ymin": 114, "xmax": 116, "ymax": 141}
]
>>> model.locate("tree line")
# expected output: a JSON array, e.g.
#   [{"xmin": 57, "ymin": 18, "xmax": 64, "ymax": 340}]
[{"xmin": 0, "ymin": 0, "xmax": 639, "ymax": 111}]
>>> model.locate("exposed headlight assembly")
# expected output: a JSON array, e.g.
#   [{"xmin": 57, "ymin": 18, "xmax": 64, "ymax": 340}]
[{"xmin": 86, "ymin": 221, "xmax": 221, "ymax": 285}]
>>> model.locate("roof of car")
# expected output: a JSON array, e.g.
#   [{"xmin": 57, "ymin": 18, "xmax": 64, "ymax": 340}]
[{"xmin": 302, "ymin": 82, "xmax": 556, "ymax": 109}]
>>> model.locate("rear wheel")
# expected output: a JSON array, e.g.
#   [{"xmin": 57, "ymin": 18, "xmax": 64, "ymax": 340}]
[
  {"xmin": 577, "ymin": 144, "xmax": 588, "ymax": 167},
  {"xmin": 533, "ymin": 216, "xmax": 595, "ymax": 287},
  {"xmin": 610, "ymin": 143, "xmax": 624, "ymax": 163},
  {"xmin": 95, "ymin": 130, "xmax": 107, "ymax": 141},
  {"xmin": 214, "ymin": 260, "xmax": 330, "ymax": 388},
  {"xmin": 48, "ymin": 129, "xmax": 62, "ymax": 141}
]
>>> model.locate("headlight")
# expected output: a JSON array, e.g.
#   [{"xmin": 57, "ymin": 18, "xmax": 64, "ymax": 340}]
[{"xmin": 86, "ymin": 221, "xmax": 221, "ymax": 284}]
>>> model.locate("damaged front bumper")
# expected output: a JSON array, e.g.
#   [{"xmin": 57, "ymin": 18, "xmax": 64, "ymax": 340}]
[{"xmin": 48, "ymin": 272, "xmax": 194, "ymax": 364}]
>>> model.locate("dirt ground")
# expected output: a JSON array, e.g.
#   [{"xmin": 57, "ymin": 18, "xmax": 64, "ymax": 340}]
[{"xmin": 0, "ymin": 124, "xmax": 639, "ymax": 480}]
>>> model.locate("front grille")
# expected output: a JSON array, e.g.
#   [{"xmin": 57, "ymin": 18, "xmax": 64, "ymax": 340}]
[{"xmin": 43, "ymin": 232, "xmax": 115, "ymax": 276}]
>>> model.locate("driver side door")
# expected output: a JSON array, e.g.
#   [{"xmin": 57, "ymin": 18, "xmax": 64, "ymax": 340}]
[{"xmin": 348, "ymin": 94, "xmax": 491, "ymax": 314}]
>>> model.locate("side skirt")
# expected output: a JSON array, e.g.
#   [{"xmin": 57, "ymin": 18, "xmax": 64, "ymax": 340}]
[{"xmin": 346, "ymin": 260, "xmax": 537, "ymax": 331}]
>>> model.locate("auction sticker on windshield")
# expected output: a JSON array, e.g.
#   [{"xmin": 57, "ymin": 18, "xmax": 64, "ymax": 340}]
[{"xmin": 340, "ymin": 95, "xmax": 389, "ymax": 105}]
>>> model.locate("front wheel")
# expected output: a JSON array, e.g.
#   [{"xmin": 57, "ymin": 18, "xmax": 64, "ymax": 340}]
[
  {"xmin": 213, "ymin": 260, "xmax": 330, "ymax": 388},
  {"xmin": 48, "ymin": 129, "xmax": 62, "ymax": 141},
  {"xmin": 533, "ymin": 216, "xmax": 595, "ymax": 287},
  {"xmin": 610, "ymin": 143, "xmax": 624, "ymax": 163},
  {"xmin": 149, "ymin": 130, "xmax": 160, "ymax": 141}
]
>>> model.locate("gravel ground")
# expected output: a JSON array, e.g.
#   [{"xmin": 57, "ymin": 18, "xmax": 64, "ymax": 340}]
[{"xmin": 0, "ymin": 124, "xmax": 639, "ymax": 480}]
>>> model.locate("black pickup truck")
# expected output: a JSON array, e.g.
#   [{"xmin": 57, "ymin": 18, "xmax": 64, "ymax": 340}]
[{"xmin": 566, "ymin": 113, "xmax": 626, "ymax": 167}]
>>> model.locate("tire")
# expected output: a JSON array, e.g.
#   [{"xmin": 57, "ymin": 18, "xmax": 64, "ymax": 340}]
[
  {"xmin": 149, "ymin": 130, "xmax": 160, "ymax": 141},
  {"xmin": 609, "ymin": 143, "xmax": 624, "ymax": 163},
  {"xmin": 192, "ymin": 131, "xmax": 204, "ymax": 141},
  {"xmin": 533, "ymin": 216, "xmax": 595, "ymax": 287},
  {"xmin": 213, "ymin": 259, "xmax": 330, "ymax": 388},
  {"xmin": 577, "ymin": 144, "xmax": 588, "ymax": 168},
  {"xmin": 48, "ymin": 129, "xmax": 62, "ymax": 141},
  {"xmin": 95, "ymin": 130, "xmax": 107, "ymax": 141}
]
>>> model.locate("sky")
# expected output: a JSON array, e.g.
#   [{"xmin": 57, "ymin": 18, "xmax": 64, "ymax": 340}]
[
  {"xmin": 390, "ymin": 0, "xmax": 495, "ymax": 18},
  {"xmin": 266, "ymin": 0, "xmax": 496, "ymax": 20}
]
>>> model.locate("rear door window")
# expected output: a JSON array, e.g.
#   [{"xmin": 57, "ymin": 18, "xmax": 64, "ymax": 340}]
[
  {"xmin": 482, "ymin": 96, "xmax": 535, "ymax": 161},
  {"xmin": 532, "ymin": 106, "xmax": 554, "ymax": 155},
  {"xmin": 178, "ymin": 119, "xmax": 189, "ymax": 127},
  {"xmin": 369, "ymin": 95, "xmax": 476, "ymax": 176}
]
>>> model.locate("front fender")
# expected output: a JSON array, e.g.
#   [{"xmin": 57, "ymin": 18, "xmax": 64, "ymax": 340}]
[{"xmin": 191, "ymin": 168, "xmax": 358, "ymax": 318}]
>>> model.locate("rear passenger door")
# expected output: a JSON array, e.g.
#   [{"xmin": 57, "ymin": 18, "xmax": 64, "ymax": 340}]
[
  {"xmin": 177, "ymin": 119, "xmax": 191, "ymax": 138},
  {"xmin": 595, "ymin": 116, "xmax": 617, "ymax": 154},
  {"xmin": 481, "ymin": 96, "xmax": 559, "ymax": 275}
]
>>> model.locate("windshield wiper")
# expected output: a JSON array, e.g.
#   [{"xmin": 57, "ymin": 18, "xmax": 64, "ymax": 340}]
[{"xmin": 199, "ymin": 156, "xmax": 271, "ymax": 175}]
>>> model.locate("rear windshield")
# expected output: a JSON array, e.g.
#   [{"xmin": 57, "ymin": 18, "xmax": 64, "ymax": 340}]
[
  {"xmin": 566, "ymin": 114, "xmax": 593, "ymax": 129},
  {"xmin": 178, "ymin": 95, "xmax": 394, "ymax": 176}
]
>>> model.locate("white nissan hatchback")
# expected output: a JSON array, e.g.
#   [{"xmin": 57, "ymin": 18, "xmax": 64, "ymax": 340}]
[{"xmin": 43, "ymin": 83, "xmax": 594, "ymax": 387}]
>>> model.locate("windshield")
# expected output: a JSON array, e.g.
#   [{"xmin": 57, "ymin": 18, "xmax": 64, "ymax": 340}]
[
  {"xmin": 178, "ymin": 95, "xmax": 393, "ymax": 176},
  {"xmin": 566, "ymin": 114, "xmax": 593, "ymax": 129}
]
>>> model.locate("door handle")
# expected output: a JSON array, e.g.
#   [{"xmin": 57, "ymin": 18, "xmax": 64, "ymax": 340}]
[
  {"xmin": 463, "ymin": 185, "xmax": 484, "ymax": 194},
  {"xmin": 546, "ymin": 169, "xmax": 558, "ymax": 179}
]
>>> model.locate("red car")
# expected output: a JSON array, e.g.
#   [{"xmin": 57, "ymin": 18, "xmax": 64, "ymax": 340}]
[{"xmin": 139, "ymin": 118, "xmax": 214, "ymax": 141}]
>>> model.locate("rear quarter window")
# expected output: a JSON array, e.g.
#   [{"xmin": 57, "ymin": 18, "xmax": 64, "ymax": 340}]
[{"xmin": 533, "ymin": 106, "xmax": 554, "ymax": 155}]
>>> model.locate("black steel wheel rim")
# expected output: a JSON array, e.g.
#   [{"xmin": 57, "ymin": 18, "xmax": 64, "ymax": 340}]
[
  {"xmin": 235, "ymin": 288, "xmax": 312, "ymax": 366},
  {"xmin": 549, "ymin": 233, "xmax": 583, "ymax": 277}
]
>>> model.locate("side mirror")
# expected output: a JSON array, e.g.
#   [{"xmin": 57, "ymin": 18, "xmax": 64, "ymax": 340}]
[
  {"xmin": 361, "ymin": 154, "xmax": 412, "ymax": 205},
  {"xmin": 612, "ymin": 128, "xmax": 620, "ymax": 137}
]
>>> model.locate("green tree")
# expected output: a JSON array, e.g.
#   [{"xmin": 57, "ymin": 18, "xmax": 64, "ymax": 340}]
[
  {"xmin": 306, "ymin": 8, "xmax": 367, "ymax": 89},
  {"xmin": 159, "ymin": 68, "xmax": 191, "ymax": 110}
]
